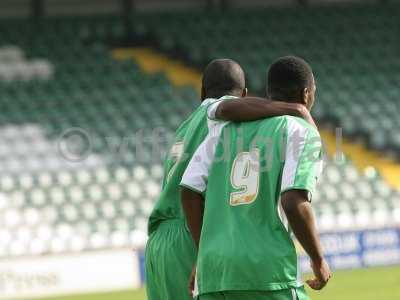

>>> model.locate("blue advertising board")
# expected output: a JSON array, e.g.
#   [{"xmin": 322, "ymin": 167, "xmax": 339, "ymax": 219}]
[
  {"xmin": 139, "ymin": 251, "xmax": 146, "ymax": 285},
  {"xmin": 299, "ymin": 227, "xmax": 400, "ymax": 272}
]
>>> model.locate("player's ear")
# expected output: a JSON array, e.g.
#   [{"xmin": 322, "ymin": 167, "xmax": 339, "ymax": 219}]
[
  {"xmin": 242, "ymin": 88, "xmax": 248, "ymax": 97},
  {"xmin": 301, "ymin": 87, "xmax": 309, "ymax": 106}
]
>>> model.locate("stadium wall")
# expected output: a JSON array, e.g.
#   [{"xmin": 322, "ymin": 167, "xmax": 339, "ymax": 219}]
[
  {"xmin": 132, "ymin": 227, "xmax": 400, "ymax": 289},
  {"xmin": 0, "ymin": 228, "xmax": 398, "ymax": 298},
  {"xmin": 130, "ymin": 227, "xmax": 400, "ymax": 289},
  {"xmin": 0, "ymin": 249, "xmax": 141, "ymax": 299}
]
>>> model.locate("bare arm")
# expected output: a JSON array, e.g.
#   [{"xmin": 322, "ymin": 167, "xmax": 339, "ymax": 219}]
[
  {"xmin": 215, "ymin": 97, "xmax": 316, "ymax": 127},
  {"xmin": 281, "ymin": 190, "xmax": 324, "ymax": 261},
  {"xmin": 181, "ymin": 187, "xmax": 204, "ymax": 249},
  {"xmin": 181, "ymin": 187, "xmax": 204, "ymax": 296},
  {"xmin": 281, "ymin": 189, "xmax": 331, "ymax": 290}
]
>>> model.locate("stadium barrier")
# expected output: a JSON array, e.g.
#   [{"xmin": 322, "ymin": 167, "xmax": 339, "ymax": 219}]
[
  {"xmin": 136, "ymin": 227, "xmax": 400, "ymax": 286},
  {"xmin": 0, "ymin": 249, "xmax": 141, "ymax": 299},
  {"xmin": 299, "ymin": 227, "xmax": 400, "ymax": 272},
  {"xmin": 2, "ymin": 227, "xmax": 398, "ymax": 298}
]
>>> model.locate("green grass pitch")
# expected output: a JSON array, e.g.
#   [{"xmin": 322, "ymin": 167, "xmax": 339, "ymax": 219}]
[{"xmin": 36, "ymin": 266, "xmax": 400, "ymax": 300}]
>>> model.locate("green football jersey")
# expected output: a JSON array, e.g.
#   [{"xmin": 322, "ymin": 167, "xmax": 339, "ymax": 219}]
[
  {"xmin": 181, "ymin": 116, "xmax": 323, "ymax": 295},
  {"xmin": 147, "ymin": 96, "xmax": 232, "ymax": 234}
]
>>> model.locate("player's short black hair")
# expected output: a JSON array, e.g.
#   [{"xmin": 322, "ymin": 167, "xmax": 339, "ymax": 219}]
[
  {"xmin": 202, "ymin": 58, "xmax": 245, "ymax": 99},
  {"xmin": 267, "ymin": 56, "xmax": 313, "ymax": 101}
]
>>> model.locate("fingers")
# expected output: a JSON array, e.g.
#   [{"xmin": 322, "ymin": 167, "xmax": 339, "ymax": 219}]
[
  {"xmin": 309, "ymin": 258, "xmax": 332, "ymax": 291},
  {"xmin": 306, "ymin": 267, "xmax": 331, "ymax": 291},
  {"xmin": 306, "ymin": 278, "xmax": 326, "ymax": 290}
]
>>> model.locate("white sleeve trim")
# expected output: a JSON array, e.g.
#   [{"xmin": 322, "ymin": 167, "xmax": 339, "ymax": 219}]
[
  {"xmin": 180, "ymin": 122, "xmax": 227, "ymax": 193},
  {"xmin": 207, "ymin": 100, "xmax": 223, "ymax": 120},
  {"xmin": 280, "ymin": 118, "xmax": 309, "ymax": 192}
]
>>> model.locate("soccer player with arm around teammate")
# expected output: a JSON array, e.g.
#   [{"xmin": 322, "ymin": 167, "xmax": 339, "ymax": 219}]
[
  {"xmin": 145, "ymin": 58, "xmax": 316, "ymax": 300},
  {"xmin": 180, "ymin": 56, "xmax": 331, "ymax": 300}
]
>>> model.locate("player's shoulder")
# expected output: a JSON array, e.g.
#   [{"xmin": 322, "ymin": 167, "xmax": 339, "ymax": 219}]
[
  {"xmin": 174, "ymin": 115, "xmax": 192, "ymax": 136},
  {"xmin": 283, "ymin": 116, "xmax": 320, "ymax": 138},
  {"xmin": 258, "ymin": 115, "xmax": 320, "ymax": 138},
  {"xmin": 173, "ymin": 109, "xmax": 201, "ymax": 140},
  {"xmin": 204, "ymin": 97, "xmax": 222, "ymax": 106},
  {"xmin": 202, "ymin": 96, "xmax": 225, "ymax": 110},
  {"xmin": 176, "ymin": 103, "xmax": 207, "ymax": 131}
]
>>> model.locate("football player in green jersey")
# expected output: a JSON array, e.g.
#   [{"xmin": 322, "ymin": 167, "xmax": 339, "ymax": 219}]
[
  {"xmin": 181, "ymin": 56, "xmax": 331, "ymax": 300},
  {"xmin": 145, "ymin": 58, "xmax": 316, "ymax": 300}
]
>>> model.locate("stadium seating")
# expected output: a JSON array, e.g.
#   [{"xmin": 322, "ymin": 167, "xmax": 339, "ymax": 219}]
[
  {"xmin": 0, "ymin": 2, "xmax": 400, "ymax": 258},
  {"xmin": 134, "ymin": 3, "xmax": 400, "ymax": 156},
  {"xmin": 314, "ymin": 160, "xmax": 400, "ymax": 232},
  {"xmin": 0, "ymin": 22, "xmax": 197, "ymax": 256}
]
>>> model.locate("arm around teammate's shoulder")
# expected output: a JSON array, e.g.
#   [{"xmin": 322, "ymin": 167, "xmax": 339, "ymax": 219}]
[{"xmin": 213, "ymin": 97, "xmax": 316, "ymax": 126}]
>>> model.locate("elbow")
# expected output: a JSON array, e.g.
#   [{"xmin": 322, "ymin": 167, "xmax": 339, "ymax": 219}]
[
  {"xmin": 215, "ymin": 104, "xmax": 229, "ymax": 120},
  {"xmin": 215, "ymin": 103, "xmax": 237, "ymax": 120}
]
